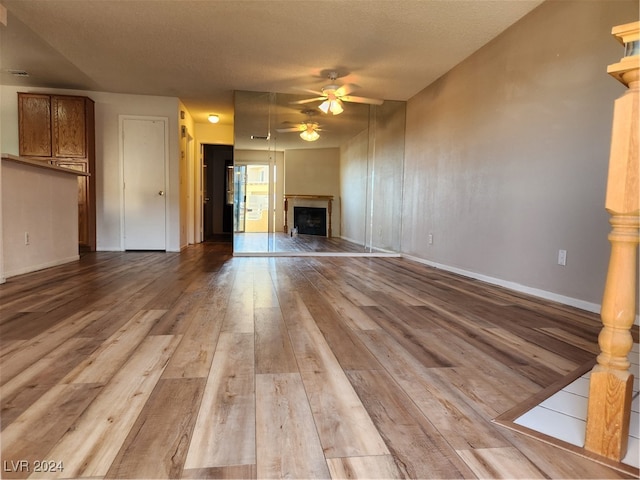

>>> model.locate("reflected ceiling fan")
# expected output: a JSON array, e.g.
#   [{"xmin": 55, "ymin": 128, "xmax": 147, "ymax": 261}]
[
  {"xmin": 292, "ymin": 71, "xmax": 383, "ymax": 115},
  {"xmin": 277, "ymin": 111, "xmax": 324, "ymax": 141}
]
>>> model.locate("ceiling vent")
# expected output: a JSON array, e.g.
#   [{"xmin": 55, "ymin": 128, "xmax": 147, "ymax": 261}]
[{"xmin": 6, "ymin": 69, "xmax": 29, "ymax": 77}]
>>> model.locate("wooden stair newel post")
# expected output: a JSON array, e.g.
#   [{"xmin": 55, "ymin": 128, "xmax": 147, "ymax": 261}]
[
  {"xmin": 585, "ymin": 21, "xmax": 639, "ymax": 462},
  {"xmin": 284, "ymin": 197, "xmax": 289, "ymax": 233}
]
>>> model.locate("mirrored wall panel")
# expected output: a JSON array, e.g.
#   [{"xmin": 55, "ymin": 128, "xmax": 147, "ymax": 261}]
[{"xmin": 233, "ymin": 90, "xmax": 405, "ymax": 254}]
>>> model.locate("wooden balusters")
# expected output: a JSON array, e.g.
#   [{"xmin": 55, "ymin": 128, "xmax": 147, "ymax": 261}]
[{"xmin": 585, "ymin": 21, "xmax": 639, "ymax": 462}]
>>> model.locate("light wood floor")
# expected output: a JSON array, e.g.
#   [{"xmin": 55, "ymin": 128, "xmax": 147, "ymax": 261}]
[
  {"xmin": 1, "ymin": 243, "xmax": 637, "ymax": 479},
  {"xmin": 233, "ymin": 233, "xmax": 388, "ymax": 254}
]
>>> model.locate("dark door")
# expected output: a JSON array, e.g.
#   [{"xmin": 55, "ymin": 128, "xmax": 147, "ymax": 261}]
[{"xmin": 203, "ymin": 144, "xmax": 233, "ymax": 241}]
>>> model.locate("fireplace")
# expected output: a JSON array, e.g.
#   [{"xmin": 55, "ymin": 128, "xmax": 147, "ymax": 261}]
[{"xmin": 293, "ymin": 207, "xmax": 327, "ymax": 236}]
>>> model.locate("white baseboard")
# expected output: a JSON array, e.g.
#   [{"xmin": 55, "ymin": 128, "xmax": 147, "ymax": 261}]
[
  {"xmin": 337, "ymin": 235, "xmax": 399, "ymax": 255},
  {"xmin": 97, "ymin": 246, "xmax": 123, "ymax": 252},
  {"xmin": 338, "ymin": 234, "xmax": 364, "ymax": 246},
  {"xmin": 5, "ymin": 255, "xmax": 80, "ymax": 279},
  {"xmin": 401, "ymin": 253, "xmax": 602, "ymax": 315}
]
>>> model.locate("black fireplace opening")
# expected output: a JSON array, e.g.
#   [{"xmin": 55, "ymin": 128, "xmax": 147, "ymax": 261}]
[{"xmin": 293, "ymin": 207, "xmax": 327, "ymax": 236}]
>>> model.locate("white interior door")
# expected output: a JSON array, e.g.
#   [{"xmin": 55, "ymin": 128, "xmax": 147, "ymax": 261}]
[{"xmin": 122, "ymin": 117, "xmax": 167, "ymax": 250}]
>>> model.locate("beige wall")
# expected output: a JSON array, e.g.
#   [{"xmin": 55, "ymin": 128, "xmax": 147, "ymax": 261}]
[
  {"xmin": 179, "ymin": 102, "xmax": 196, "ymax": 246},
  {"xmin": 1, "ymin": 160, "xmax": 79, "ymax": 280},
  {"xmin": 402, "ymin": 0, "xmax": 637, "ymax": 309},
  {"xmin": 370, "ymin": 101, "xmax": 406, "ymax": 252},
  {"xmin": 284, "ymin": 148, "xmax": 341, "ymax": 237},
  {"xmin": 340, "ymin": 130, "xmax": 369, "ymax": 245},
  {"xmin": 340, "ymin": 102, "xmax": 406, "ymax": 251},
  {"xmin": 179, "ymin": 101, "xmax": 193, "ymax": 249},
  {"xmin": 195, "ymin": 122, "xmax": 234, "ymax": 146}
]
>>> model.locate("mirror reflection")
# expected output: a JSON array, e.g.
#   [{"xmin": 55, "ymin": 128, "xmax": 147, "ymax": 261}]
[{"xmin": 233, "ymin": 90, "xmax": 405, "ymax": 255}]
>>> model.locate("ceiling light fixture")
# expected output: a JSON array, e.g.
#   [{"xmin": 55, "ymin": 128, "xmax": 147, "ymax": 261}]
[
  {"xmin": 300, "ymin": 127, "xmax": 320, "ymax": 142},
  {"xmin": 318, "ymin": 97, "xmax": 343, "ymax": 115},
  {"xmin": 208, "ymin": 114, "xmax": 220, "ymax": 123}
]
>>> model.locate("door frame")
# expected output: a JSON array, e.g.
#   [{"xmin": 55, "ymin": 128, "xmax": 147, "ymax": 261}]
[
  {"xmin": 201, "ymin": 144, "xmax": 234, "ymax": 241},
  {"xmin": 186, "ymin": 132, "xmax": 195, "ymax": 245},
  {"xmin": 118, "ymin": 115, "xmax": 170, "ymax": 251}
]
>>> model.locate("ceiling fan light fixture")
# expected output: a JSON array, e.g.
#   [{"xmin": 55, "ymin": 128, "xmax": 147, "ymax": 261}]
[
  {"xmin": 208, "ymin": 114, "xmax": 220, "ymax": 123},
  {"xmin": 318, "ymin": 98, "xmax": 343, "ymax": 115},
  {"xmin": 300, "ymin": 128, "xmax": 320, "ymax": 142}
]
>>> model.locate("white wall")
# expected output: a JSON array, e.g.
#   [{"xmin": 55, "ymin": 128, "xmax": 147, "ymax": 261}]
[
  {"xmin": 402, "ymin": 0, "xmax": 637, "ymax": 309},
  {"xmin": 1, "ymin": 159, "xmax": 79, "ymax": 279},
  {"xmin": 1, "ymin": 86, "xmax": 182, "ymax": 251}
]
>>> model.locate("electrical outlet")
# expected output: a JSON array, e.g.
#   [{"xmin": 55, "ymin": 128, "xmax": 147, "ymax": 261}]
[
  {"xmin": 428, "ymin": 234, "xmax": 433, "ymax": 245},
  {"xmin": 24, "ymin": 232, "xmax": 30, "ymax": 245},
  {"xmin": 558, "ymin": 249, "xmax": 567, "ymax": 266}
]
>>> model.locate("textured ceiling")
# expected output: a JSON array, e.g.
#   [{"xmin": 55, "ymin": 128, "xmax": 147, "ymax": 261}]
[{"xmin": 0, "ymin": 0, "xmax": 544, "ymax": 126}]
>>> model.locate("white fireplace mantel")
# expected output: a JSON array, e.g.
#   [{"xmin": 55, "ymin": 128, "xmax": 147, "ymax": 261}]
[{"xmin": 283, "ymin": 194, "xmax": 333, "ymax": 237}]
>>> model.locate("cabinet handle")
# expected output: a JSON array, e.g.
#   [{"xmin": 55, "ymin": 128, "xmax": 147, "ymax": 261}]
[{"xmin": 158, "ymin": 190, "xmax": 165, "ymax": 196}]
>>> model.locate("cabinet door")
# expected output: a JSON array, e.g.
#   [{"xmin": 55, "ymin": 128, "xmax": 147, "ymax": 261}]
[
  {"xmin": 53, "ymin": 96, "xmax": 86, "ymax": 158},
  {"xmin": 18, "ymin": 93, "xmax": 52, "ymax": 157},
  {"xmin": 56, "ymin": 161, "xmax": 89, "ymax": 247}
]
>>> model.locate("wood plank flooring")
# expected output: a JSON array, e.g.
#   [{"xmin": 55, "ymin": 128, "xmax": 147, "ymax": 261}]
[
  {"xmin": 233, "ymin": 232, "xmax": 389, "ymax": 253},
  {"xmin": 1, "ymin": 243, "xmax": 637, "ymax": 479}
]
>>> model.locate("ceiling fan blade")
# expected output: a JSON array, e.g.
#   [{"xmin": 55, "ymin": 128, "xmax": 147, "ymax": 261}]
[
  {"xmin": 292, "ymin": 87, "xmax": 324, "ymax": 96},
  {"xmin": 335, "ymin": 83, "xmax": 358, "ymax": 97},
  {"xmin": 290, "ymin": 97, "xmax": 326, "ymax": 105},
  {"xmin": 277, "ymin": 126, "xmax": 305, "ymax": 132},
  {"xmin": 341, "ymin": 95, "xmax": 384, "ymax": 105}
]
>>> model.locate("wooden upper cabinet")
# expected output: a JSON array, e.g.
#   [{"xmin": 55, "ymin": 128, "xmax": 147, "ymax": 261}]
[
  {"xmin": 18, "ymin": 93, "xmax": 52, "ymax": 157},
  {"xmin": 18, "ymin": 93, "xmax": 92, "ymax": 159},
  {"xmin": 17, "ymin": 92, "xmax": 97, "ymax": 252},
  {"xmin": 52, "ymin": 96, "xmax": 87, "ymax": 158}
]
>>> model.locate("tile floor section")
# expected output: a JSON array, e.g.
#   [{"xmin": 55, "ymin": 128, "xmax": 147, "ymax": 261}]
[{"xmin": 515, "ymin": 343, "xmax": 640, "ymax": 469}]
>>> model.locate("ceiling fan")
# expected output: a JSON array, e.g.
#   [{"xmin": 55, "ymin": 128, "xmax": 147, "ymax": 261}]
[
  {"xmin": 291, "ymin": 71, "xmax": 383, "ymax": 115},
  {"xmin": 277, "ymin": 116, "xmax": 323, "ymax": 142}
]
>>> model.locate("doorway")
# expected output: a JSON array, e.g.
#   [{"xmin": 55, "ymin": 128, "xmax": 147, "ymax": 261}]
[
  {"xmin": 234, "ymin": 164, "xmax": 271, "ymax": 233},
  {"xmin": 203, "ymin": 144, "xmax": 233, "ymax": 242}
]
